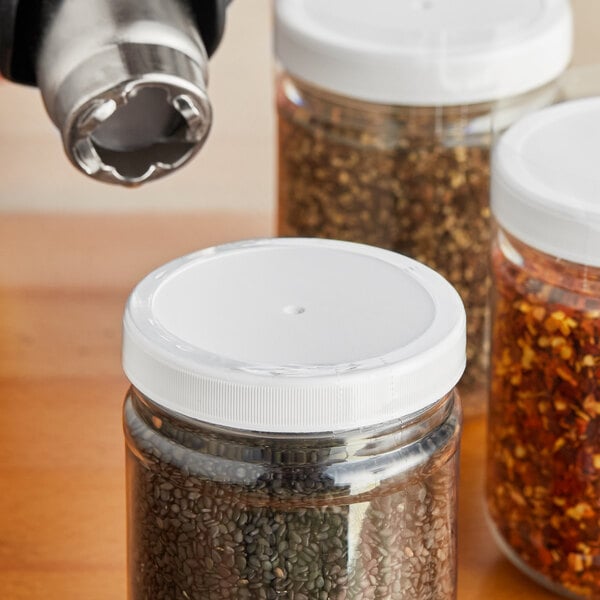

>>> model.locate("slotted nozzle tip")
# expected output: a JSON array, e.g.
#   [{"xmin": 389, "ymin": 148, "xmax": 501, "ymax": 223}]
[{"xmin": 66, "ymin": 78, "xmax": 211, "ymax": 186}]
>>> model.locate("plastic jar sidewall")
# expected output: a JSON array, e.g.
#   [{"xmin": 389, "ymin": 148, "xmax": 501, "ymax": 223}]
[
  {"xmin": 123, "ymin": 384, "xmax": 463, "ymax": 498},
  {"xmin": 276, "ymin": 70, "xmax": 562, "ymax": 147}
]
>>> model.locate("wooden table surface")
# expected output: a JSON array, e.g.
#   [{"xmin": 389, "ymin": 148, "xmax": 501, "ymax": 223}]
[{"xmin": 0, "ymin": 214, "xmax": 561, "ymax": 600}]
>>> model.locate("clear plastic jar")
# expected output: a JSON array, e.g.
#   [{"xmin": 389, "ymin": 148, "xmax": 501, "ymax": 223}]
[
  {"xmin": 122, "ymin": 238, "xmax": 466, "ymax": 600},
  {"xmin": 275, "ymin": 0, "xmax": 572, "ymax": 415},
  {"xmin": 487, "ymin": 99, "xmax": 600, "ymax": 598},
  {"xmin": 125, "ymin": 389, "xmax": 461, "ymax": 600}
]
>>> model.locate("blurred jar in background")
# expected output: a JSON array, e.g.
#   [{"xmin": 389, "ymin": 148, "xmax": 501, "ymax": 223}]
[{"xmin": 275, "ymin": 0, "xmax": 573, "ymax": 416}]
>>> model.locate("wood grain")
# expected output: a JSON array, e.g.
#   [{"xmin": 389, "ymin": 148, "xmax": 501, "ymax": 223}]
[{"xmin": 0, "ymin": 214, "xmax": 559, "ymax": 599}]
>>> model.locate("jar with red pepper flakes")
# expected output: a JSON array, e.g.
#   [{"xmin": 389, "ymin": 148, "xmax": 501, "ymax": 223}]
[{"xmin": 487, "ymin": 98, "xmax": 600, "ymax": 599}]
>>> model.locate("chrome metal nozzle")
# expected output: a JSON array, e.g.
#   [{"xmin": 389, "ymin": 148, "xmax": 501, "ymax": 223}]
[{"xmin": 38, "ymin": 0, "xmax": 212, "ymax": 186}]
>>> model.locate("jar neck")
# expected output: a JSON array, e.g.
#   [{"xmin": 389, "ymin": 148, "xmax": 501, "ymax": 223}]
[
  {"xmin": 126, "ymin": 386, "xmax": 458, "ymax": 467},
  {"xmin": 496, "ymin": 227, "xmax": 600, "ymax": 296},
  {"xmin": 278, "ymin": 73, "xmax": 559, "ymax": 147},
  {"xmin": 125, "ymin": 389, "xmax": 461, "ymax": 500}
]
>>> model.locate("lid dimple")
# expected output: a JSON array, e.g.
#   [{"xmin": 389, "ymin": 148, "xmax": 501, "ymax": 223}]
[
  {"xmin": 123, "ymin": 239, "xmax": 466, "ymax": 432},
  {"xmin": 275, "ymin": 0, "xmax": 572, "ymax": 105},
  {"xmin": 492, "ymin": 98, "xmax": 600, "ymax": 266}
]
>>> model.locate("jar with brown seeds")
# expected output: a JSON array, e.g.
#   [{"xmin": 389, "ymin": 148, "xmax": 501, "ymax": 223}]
[
  {"xmin": 275, "ymin": 0, "xmax": 572, "ymax": 415},
  {"xmin": 125, "ymin": 387, "xmax": 461, "ymax": 600},
  {"xmin": 121, "ymin": 238, "xmax": 467, "ymax": 600}
]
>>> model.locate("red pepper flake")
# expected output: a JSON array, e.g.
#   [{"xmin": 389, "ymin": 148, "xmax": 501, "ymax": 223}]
[
  {"xmin": 556, "ymin": 366, "xmax": 578, "ymax": 387},
  {"xmin": 487, "ymin": 235, "xmax": 600, "ymax": 597}
]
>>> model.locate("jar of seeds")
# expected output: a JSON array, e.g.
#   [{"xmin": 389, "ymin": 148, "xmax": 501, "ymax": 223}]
[
  {"xmin": 122, "ymin": 238, "xmax": 466, "ymax": 600},
  {"xmin": 487, "ymin": 98, "xmax": 600, "ymax": 599},
  {"xmin": 275, "ymin": 0, "xmax": 572, "ymax": 415}
]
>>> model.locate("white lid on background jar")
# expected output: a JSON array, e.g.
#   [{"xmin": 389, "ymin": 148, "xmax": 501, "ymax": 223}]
[
  {"xmin": 274, "ymin": 0, "xmax": 572, "ymax": 106},
  {"xmin": 123, "ymin": 239, "xmax": 466, "ymax": 433},
  {"xmin": 492, "ymin": 97, "xmax": 600, "ymax": 267}
]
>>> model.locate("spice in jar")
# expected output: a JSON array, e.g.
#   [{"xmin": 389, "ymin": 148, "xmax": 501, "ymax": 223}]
[
  {"xmin": 278, "ymin": 94, "xmax": 491, "ymax": 399},
  {"xmin": 122, "ymin": 238, "xmax": 466, "ymax": 600},
  {"xmin": 275, "ymin": 0, "xmax": 572, "ymax": 414},
  {"xmin": 487, "ymin": 98, "xmax": 600, "ymax": 598},
  {"xmin": 125, "ymin": 391, "xmax": 460, "ymax": 600}
]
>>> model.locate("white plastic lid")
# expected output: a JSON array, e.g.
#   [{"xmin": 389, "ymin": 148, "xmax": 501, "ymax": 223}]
[
  {"xmin": 275, "ymin": 0, "xmax": 572, "ymax": 106},
  {"xmin": 123, "ymin": 239, "xmax": 466, "ymax": 433},
  {"xmin": 492, "ymin": 98, "xmax": 600, "ymax": 267}
]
